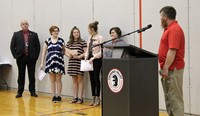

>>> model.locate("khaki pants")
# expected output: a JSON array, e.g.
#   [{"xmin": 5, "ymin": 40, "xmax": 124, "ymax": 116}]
[{"xmin": 161, "ymin": 68, "xmax": 184, "ymax": 116}]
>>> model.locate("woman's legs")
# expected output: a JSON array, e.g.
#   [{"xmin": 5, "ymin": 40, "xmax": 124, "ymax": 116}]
[
  {"xmin": 72, "ymin": 76, "xmax": 78, "ymax": 98},
  {"xmin": 77, "ymin": 75, "xmax": 84, "ymax": 98},
  {"xmin": 89, "ymin": 58, "xmax": 102, "ymax": 106},
  {"xmin": 70, "ymin": 75, "xmax": 84, "ymax": 103},
  {"xmin": 49, "ymin": 73, "xmax": 62, "ymax": 102},
  {"xmin": 93, "ymin": 59, "xmax": 102, "ymax": 97},
  {"xmin": 89, "ymin": 71, "xmax": 95, "ymax": 105},
  {"xmin": 70, "ymin": 76, "xmax": 78, "ymax": 103},
  {"xmin": 89, "ymin": 70, "xmax": 95, "ymax": 95},
  {"xmin": 55, "ymin": 74, "xmax": 62, "ymax": 97},
  {"xmin": 49, "ymin": 73, "xmax": 57, "ymax": 102},
  {"xmin": 49, "ymin": 73, "xmax": 56, "ymax": 96},
  {"xmin": 77, "ymin": 74, "xmax": 84, "ymax": 103}
]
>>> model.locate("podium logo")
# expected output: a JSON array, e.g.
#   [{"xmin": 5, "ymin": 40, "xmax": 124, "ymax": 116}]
[{"xmin": 107, "ymin": 69, "xmax": 123, "ymax": 93}]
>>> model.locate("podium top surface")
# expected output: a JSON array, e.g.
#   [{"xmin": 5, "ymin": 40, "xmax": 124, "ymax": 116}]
[{"xmin": 103, "ymin": 44, "xmax": 157, "ymax": 58}]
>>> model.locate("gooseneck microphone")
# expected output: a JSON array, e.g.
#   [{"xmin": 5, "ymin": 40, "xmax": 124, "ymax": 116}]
[
  {"xmin": 93, "ymin": 24, "xmax": 152, "ymax": 48},
  {"xmin": 137, "ymin": 24, "xmax": 152, "ymax": 33}
]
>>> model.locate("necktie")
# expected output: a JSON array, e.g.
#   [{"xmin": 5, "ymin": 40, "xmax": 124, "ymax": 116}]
[{"xmin": 24, "ymin": 32, "xmax": 29, "ymax": 55}]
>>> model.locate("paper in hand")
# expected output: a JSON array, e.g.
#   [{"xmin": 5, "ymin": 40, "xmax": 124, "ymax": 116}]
[
  {"xmin": 37, "ymin": 69, "xmax": 46, "ymax": 81},
  {"xmin": 80, "ymin": 60, "xmax": 93, "ymax": 71}
]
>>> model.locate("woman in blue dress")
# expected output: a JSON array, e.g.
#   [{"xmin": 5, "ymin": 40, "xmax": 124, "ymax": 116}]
[{"xmin": 40, "ymin": 26, "xmax": 65, "ymax": 103}]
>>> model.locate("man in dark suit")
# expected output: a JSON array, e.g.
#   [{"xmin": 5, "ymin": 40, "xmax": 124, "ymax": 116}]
[{"xmin": 10, "ymin": 20, "xmax": 40, "ymax": 98}]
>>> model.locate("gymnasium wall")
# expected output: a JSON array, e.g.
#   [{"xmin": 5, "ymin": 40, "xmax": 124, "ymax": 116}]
[{"xmin": 0, "ymin": 0, "xmax": 199, "ymax": 115}]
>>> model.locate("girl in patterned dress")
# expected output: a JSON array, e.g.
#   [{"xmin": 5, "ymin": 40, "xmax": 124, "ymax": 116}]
[
  {"xmin": 40, "ymin": 26, "xmax": 65, "ymax": 103},
  {"xmin": 65, "ymin": 26, "xmax": 87, "ymax": 104}
]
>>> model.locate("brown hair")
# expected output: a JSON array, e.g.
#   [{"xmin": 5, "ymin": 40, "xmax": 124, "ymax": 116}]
[
  {"xmin": 68, "ymin": 26, "xmax": 82, "ymax": 46},
  {"xmin": 109, "ymin": 27, "xmax": 122, "ymax": 37},
  {"xmin": 160, "ymin": 6, "xmax": 176, "ymax": 20},
  {"xmin": 49, "ymin": 26, "xmax": 60, "ymax": 35},
  {"xmin": 88, "ymin": 21, "xmax": 99, "ymax": 32}
]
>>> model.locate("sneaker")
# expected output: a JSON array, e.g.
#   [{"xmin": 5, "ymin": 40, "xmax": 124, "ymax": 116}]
[
  {"xmin": 52, "ymin": 96, "xmax": 57, "ymax": 103},
  {"xmin": 57, "ymin": 96, "xmax": 62, "ymax": 102}
]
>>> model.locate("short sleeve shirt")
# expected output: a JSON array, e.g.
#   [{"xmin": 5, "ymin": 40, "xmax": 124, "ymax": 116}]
[{"xmin": 158, "ymin": 21, "xmax": 185, "ymax": 70}]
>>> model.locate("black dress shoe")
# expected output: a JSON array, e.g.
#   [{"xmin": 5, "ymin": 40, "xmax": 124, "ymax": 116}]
[
  {"xmin": 16, "ymin": 94, "xmax": 22, "ymax": 98},
  {"xmin": 31, "ymin": 93, "xmax": 38, "ymax": 97}
]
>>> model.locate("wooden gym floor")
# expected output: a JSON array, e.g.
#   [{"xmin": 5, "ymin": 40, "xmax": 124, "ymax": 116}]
[{"xmin": 0, "ymin": 89, "xmax": 177, "ymax": 116}]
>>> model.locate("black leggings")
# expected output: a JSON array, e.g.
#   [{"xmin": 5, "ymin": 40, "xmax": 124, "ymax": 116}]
[{"xmin": 89, "ymin": 58, "xmax": 102, "ymax": 97}]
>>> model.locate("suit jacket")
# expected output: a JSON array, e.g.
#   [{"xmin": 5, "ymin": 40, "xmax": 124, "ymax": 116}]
[{"xmin": 10, "ymin": 30, "xmax": 40, "ymax": 61}]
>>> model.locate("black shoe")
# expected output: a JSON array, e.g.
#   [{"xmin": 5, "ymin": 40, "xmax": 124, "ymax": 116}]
[
  {"xmin": 31, "ymin": 93, "xmax": 38, "ymax": 97},
  {"xmin": 57, "ymin": 96, "xmax": 62, "ymax": 102},
  {"xmin": 52, "ymin": 96, "xmax": 57, "ymax": 103},
  {"xmin": 16, "ymin": 93, "xmax": 22, "ymax": 98}
]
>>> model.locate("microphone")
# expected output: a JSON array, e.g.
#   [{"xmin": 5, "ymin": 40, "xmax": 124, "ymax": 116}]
[
  {"xmin": 93, "ymin": 24, "xmax": 152, "ymax": 48},
  {"xmin": 137, "ymin": 24, "xmax": 152, "ymax": 33}
]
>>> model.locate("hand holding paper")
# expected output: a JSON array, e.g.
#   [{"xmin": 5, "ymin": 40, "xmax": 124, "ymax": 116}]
[
  {"xmin": 37, "ymin": 69, "xmax": 46, "ymax": 81},
  {"xmin": 80, "ymin": 60, "xmax": 93, "ymax": 71}
]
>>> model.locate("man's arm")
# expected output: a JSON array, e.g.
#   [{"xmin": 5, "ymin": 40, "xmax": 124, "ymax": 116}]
[
  {"xmin": 10, "ymin": 32, "xmax": 17, "ymax": 59},
  {"xmin": 162, "ymin": 48, "xmax": 177, "ymax": 78},
  {"xmin": 35, "ymin": 33, "xmax": 41, "ymax": 60}
]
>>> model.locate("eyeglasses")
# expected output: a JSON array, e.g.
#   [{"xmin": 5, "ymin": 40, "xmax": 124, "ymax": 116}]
[{"xmin": 53, "ymin": 30, "xmax": 59, "ymax": 32}]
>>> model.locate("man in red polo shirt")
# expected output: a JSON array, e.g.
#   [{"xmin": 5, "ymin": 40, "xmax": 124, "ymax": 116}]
[{"xmin": 158, "ymin": 6, "xmax": 185, "ymax": 116}]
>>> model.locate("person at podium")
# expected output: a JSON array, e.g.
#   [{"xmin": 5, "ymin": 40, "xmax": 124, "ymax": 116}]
[{"xmin": 103, "ymin": 27, "xmax": 126, "ymax": 58}]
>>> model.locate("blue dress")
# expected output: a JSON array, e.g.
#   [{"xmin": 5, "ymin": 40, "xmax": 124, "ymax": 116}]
[{"xmin": 45, "ymin": 37, "xmax": 65, "ymax": 74}]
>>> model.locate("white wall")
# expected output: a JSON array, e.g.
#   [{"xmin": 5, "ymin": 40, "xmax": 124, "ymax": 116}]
[
  {"xmin": 94, "ymin": 0, "xmax": 135, "ymax": 43},
  {"xmin": 189, "ymin": 0, "xmax": 200, "ymax": 115},
  {"xmin": 135, "ymin": 0, "xmax": 200, "ymax": 115},
  {"xmin": 0, "ymin": 0, "xmax": 200, "ymax": 115},
  {"xmin": 134, "ymin": 0, "xmax": 191, "ymax": 113}
]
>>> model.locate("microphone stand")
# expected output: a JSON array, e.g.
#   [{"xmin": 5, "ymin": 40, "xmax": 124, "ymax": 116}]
[
  {"xmin": 93, "ymin": 27, "xmax": 145, "ymax": 49},
  {"xmin": 95, "ymin": 27, "xmax": 144, "ymax": 113},
  {"xmin": 93, "ymin": 26, "xmax": 149, "ymax": 75},
  {"xmin": 93, "ymin": 27, "xmax": 145, "ymax": 74},
  {"xmin": 92, "ymin": 26, "xmax": 151, "ymax": 113}
]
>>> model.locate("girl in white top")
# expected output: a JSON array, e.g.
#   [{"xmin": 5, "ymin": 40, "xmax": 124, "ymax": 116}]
[{"xmin": 85, "ymin": 21, "xmax": 103, "ymax": 106}]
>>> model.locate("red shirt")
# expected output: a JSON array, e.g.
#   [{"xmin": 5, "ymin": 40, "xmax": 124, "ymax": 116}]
[{"xmin": 158, "ymin": 21, "xmax": 185, "ymax": 70}]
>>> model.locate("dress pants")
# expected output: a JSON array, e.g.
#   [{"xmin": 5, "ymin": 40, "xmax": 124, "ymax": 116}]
[
  {"xmin": 16, "ymin": 55, "xmax": 36, "ymax": 94},
  {"xmin": 89, "ymin": 58, "xmax": 102, "ymax": 97}
]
